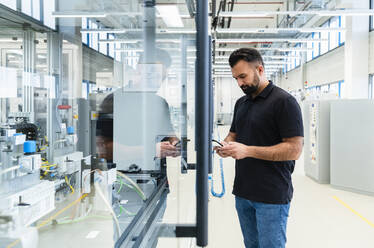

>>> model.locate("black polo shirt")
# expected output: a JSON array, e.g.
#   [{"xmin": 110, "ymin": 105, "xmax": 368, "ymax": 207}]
[{"xmin": 230, "ymin": 81, "xmax": 303, "ymax": 204}]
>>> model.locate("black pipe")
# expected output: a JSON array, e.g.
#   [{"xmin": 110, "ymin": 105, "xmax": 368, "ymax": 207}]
[
  {"xmin": 227, "ymin": 0, "xmax": 235, "ymax": 28},
  {"xmin": 195, "ymin": 0, "xmax": 209, "ymax": 246},
  {"xmin": 208, "ymin": 35, "xmax": 213, "ymax": 175},
  {"xmin": 212, "ymin": 0, "xmax": 217, "ymax": 18}
]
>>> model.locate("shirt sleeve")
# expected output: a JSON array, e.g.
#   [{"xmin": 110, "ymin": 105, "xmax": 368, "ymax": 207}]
[
  {"xmin": 229, "ymin": 99, "xmax": 239, "ymax": 133},
  {"xmin": 275, "ymin": 96, "xmax": 304, "ymax": 138}
]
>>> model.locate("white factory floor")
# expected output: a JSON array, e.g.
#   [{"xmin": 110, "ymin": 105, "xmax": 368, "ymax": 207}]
[{"xmin": 156, "ymin": 126, "xmax": 374, "ymax": 248}]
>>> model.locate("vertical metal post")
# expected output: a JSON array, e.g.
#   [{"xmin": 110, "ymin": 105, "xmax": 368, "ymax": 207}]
[
  {"xmin": 180, "ymin": 35, "xmax": 188, "ymax": 173},
  {"xmin": 23, "ymin": 29, "xmax": 36, "ymax": 117},
  {"xmin": 47, "ymin": 32, "xmax": 62, "ymax": 162},
  {"xmin": 208, "ymin": 35, "xmax": 213, "ymax": 174},
  {"xmin": 143, "ymin": 0, "xmax": 156, "ymax": 64},
  {"xmin": 196, "ymin": 0, "xmax": 209, "ymax": 246}
]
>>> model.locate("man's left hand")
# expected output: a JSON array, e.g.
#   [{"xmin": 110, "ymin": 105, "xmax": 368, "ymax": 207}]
[{"xmin": 220, "ymin": 142, "xmax": 250, "ymax": 160}]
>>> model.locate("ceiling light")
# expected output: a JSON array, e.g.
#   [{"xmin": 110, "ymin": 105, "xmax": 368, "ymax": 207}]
[
  {"xmin": 81, "ymin": 28, "xmax": 196, "ymax": 34},
  {"xmin": 215, "ymin": 55, "xmax": 298, "ymax": 60},
  {"xmin": 52, "ymin": 11, "xmax": 107, "ymax": 18},
  {"xmin": 99, "ymin": 39, "xmax": 180, "ymax": 44},
  {"xmin": 81, "ymin": 29, "xmax": 129, "ymax": 34},
  {"xmin": 220, "ymin": 9, "xmax": 374, "ymax": 17},
  {"xmin": 215, "ymin": 47, "xmax": 312, "ymax": 52},
  {"xmin": 156, "ymin": 5, "xmax": 184, "ymax": 28},
  {"xmin": 216, "ymin": 27, "xmax": 344, "ymax": 34},
  {"xmin": 115, "ymin": 48, "xmax": 143, "ymax": 52},
  {"xmin": 215, "ymin": 38, "xmax": 326, "ymax": 44}
]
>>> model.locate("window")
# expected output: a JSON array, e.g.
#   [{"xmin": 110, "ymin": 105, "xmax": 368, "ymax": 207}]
[
  {"xmin": 108, "ymin": 34, "xmax": 115, "ymax": 58},
  {"xmin": 340, "ymin": 16, "xmax": 346, "ymax": 44},
  {"xmin": 295, "ymin": 44, "xmax": 301, "ymax": 67},
  {"xmin": 371, "ymin": 0, "xmax": 374, "ymax": 30},
  {"xmin": 82, "ymin": 18, "xmax": 88, "ymax": 45},
  {"xmin": 99, "ymin": 33, "xmax": 107, "ymax": 55},
  {"xmin": 312, "ymin": 32, "xmax": 320, "ymax": 58},
  {"xmin": 329, "ymin": 17, "xmax": 339, "ymax": 50},
  {"xmin": 339, "ymin": 80, "xmax": 345, "ymax": 98},
  {"xmin": 115, "ymin": 43, "xmax": 122, "ymax": 62},
  {"xmin": 307, "ymin": 34, "xmax": 313, "ymax": 62},
  {"xmin": 369, "ymin": 75, "xmax": 374, "ymax": 99},
  {"xmin": 90, "ymin": 21, "xmax": 98, "ymax": 51},
  {"xmin": 0, "ymin": 0, "xmax": 17, "ymax": 10},
  {"xmin": 44, "ymin": 0, "xmax": 55, "ymax": 29}
]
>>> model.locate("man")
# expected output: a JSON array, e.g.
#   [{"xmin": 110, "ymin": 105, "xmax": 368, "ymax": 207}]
[
  {"xmin": 214, "ymin": 48, "xmax": 304, "ymax": 248},
  {"xmin": 96, "ymin": 48, "xmax": 180, "ymax": 171}
]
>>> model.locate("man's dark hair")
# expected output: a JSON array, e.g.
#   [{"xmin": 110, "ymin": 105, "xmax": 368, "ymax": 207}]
[
  {"xmin": 138, "ymin": 48, "xmax": 172, "ymax": 68},
  {"xmin": 229, "ymin": 48, "xmax": 264, "ymax": 68}
]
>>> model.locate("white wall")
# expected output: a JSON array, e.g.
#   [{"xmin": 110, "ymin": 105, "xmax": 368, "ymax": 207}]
[
  {"xmin": 215, "ymin": 77, "xmax": 244, "ymax": 114},
  {"xmin": 278, "ymin": 28, "xmax": 374, "ymax": 93}
]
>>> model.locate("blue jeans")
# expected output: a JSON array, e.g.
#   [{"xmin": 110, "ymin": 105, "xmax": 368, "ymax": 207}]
[{"xmin": 235, "ymin": 196, "xmax": 290, "ymax": 248}]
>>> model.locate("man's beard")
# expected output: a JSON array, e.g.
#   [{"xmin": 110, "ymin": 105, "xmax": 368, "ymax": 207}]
[{"xmin": 240, "ymin": 74, "xmax": 260, "ymax": 96}]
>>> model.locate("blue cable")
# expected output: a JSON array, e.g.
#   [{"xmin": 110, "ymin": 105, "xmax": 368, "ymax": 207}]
[{"xmin": 210, "ymin": 125, "xmax": 226, "ymax": 198}]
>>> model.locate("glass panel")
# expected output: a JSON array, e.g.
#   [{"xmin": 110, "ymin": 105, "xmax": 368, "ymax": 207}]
[{"xmin": 0, "ymin": 2, "xmax": 198, "ymax": 248}]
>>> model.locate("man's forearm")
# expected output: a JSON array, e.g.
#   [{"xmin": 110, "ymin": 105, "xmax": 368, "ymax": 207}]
[
  {"xmin": 224, "ymin": 132, "xmax": 236, "ymax": 143},
  {"xmin": 247, "ymin": 142, "xmax": 301, "ymax": 161}
]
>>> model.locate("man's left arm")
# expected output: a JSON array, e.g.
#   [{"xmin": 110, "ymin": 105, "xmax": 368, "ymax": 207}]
[{"xmin": 221, "ymin": 137, "xmax": 303, "ymax": 161}]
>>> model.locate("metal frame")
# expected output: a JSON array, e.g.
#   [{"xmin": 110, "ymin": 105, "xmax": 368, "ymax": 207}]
[
  {"xmin": 114, "ymin": 177, "xmax": 168, "ymax": 248},
  {"xmin": 195, "ymin": 0, "xmax": 209, "ymax": 246}
]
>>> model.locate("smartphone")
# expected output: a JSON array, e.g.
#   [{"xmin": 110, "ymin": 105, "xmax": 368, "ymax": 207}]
[{"xmin": 212, "ymin": 139, "xmax": 223, "ymax": 147}]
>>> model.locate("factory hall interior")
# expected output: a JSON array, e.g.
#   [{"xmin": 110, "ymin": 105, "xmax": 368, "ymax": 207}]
[{"xmin": 1, "ymin": 0, "xmax": 374, "ymax": 247}]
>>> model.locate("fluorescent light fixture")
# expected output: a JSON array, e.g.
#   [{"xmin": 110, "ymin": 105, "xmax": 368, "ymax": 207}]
[
  {"xmin": 52, "ymin": 11, "xmax": 107, "ymax": 18},
  {"xmin": 81, "ymin": 29, "xmax": 130, "ymax": 34},
  {"xmin": 220, "ymin": 9, "xmax": 374, "ymax": 17},
  {"xmin": 213, "ymin": 75, "xmax": 235, "ymax": 78},
  {"xmin": 317, "ymin": 9, "xmax": 374, "ymax": 16},
  {"xmin": 265, "ymin": 61, "xmax": 291, "ymax": 65},
  {"xmin": 99, "ymin": 39, "xmax": 180, "ymax": 44},
  {"xmin": 81, "ymin": 28, "xmax": 196, "ymax": 34},
  {"xmin": 214, "ymin": 61, "xmax": 229, "ymax": 64},
  {"xmin": 0, "ymin": 38, "xmax": 21, "ymax": 43},
  {"xmin": 115, "ymin": 48, "xmax": 143, "ymax": 52},
  {"xmin": 215, "ymin": 55, "xmax": 298, "ymax": 60},
  {"xmin": 215, "ymin": 38, "xmax": 326, "ymax": 44},
  {"xmin": 213, "ymin": 65, "xmax": 230, "ymax": 69},
  {"xmin": 216, "ymin": 27, "xmax": 344, "ymax": 34},
  {"xmin": 156, "ymin": 5, "xmax": 184, "ymax": 28},
  {"xmin": 99, "ymin": 39, "xmax": 140, "ymax": 44},
  {"xmin": 158, "ymin": 29, "xmax": 196, "ymax": 34},
  {"xmin": 215, "ymin": 47, "xmax": 312, "ymax": 52}
]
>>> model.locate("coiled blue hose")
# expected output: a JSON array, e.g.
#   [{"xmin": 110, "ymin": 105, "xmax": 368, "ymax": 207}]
[{"xmin": 210, "ymin": 125, "xmax": 226, "ymax": 198}]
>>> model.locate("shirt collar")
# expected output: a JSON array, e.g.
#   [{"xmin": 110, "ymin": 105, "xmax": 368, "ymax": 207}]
[{"xmin": 246, "ymin": 80, "xmax": 274, "ymax": 101}]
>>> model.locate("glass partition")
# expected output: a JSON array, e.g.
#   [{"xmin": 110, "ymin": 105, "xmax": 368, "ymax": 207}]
[{"xmin": 0, "ymin": 1, "xmax": 199, "ymax": 248}]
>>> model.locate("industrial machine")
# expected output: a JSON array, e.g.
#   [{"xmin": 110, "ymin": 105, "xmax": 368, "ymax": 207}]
[
  {"xmin": 330, "ymin": 100, "xmax": 374, "ymax": 195},
  {"xmin": 303, "ymin": 100, "xmax": 332, "ymax": 184}
]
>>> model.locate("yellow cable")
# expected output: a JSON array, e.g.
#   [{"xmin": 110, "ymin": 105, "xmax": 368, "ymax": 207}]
[
  {"xmin": 41, "ymin": 164, "xmax": 56, "ymax": 168},
  {"xmin": 7, "ymin": 194, "xmax": 86, "ymax": 247},
  {"xmin": 65, "ymin": 176, "xmax": 75, "ymax": 194},
  {"xmin": 6, "ymin": 239, "xmax": 20, "ymax": 248},
  {"xmin": 36, "ymin": 194, "xmax": 88, "ymax": 229}
]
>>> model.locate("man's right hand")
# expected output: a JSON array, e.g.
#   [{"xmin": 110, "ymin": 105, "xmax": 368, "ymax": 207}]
[{"xmin": 214, "ymin": 141, "xmax": 231, "ymax": 158}]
